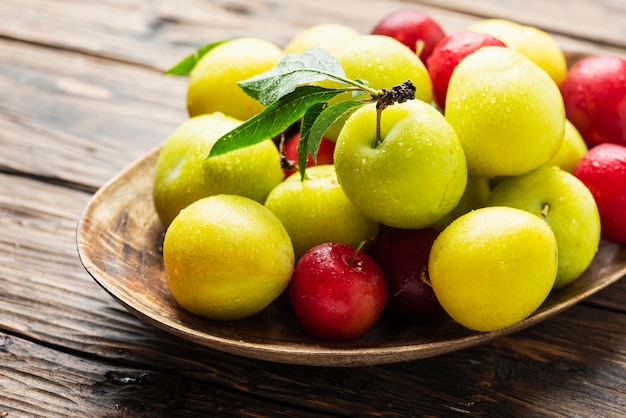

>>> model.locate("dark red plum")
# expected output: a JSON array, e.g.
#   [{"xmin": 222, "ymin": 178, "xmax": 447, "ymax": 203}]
[{"xmin": 369, "ymin": 227, "xmax": 445, "ymax": 323}]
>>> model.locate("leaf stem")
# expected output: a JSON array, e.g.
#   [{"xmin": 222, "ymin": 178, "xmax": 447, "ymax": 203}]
[{"xmin": 307, "ymin": 69, "xmax": 382, "ymax": 98}]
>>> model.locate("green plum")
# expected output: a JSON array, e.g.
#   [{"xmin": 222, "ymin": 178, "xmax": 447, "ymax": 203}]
[
  {"xmin": 153, "ymin": 113, "xmax": 284, "ymax": 227},
  {"xmin": 486, "ymin": 166, "xmax": 601, "ymax": 289},
  {"xmin": 264, "ymin": 164, "xmax": 379, "ymax": 260},
  {"xmin": 429, "ymin": 206, "xmax": 558, "ymax": 332},
  {"xmin": 164, "ymin": 194, "xmax": 294, "ymax": 321},
  {"xmin": 445, "ymin": 46, "xmax": 565, "ymax": 178},
  {"xmin": 284, "ymin": 23, "xmax": 361, "ymax": 56},
  {"xmin": 334, "ymin": 100, "xmax": 467, "ymax": 229},
  {"xmin": 469, "ymin": 18, "xmax": 567, "ymax": 86},
  {"xmin": 322, "ymin": 34, "xmax": 433, "ymax": 141},
  {"xmin": 187, "ymin": 38, "xmax": 284, "ymax": 121},
  {"xmin": 544, "ymin": 120, "xmax": 588, "ymax": 174},
  {"xmin": 431, "ymin": 176, "xmax": 491, "ymax": 231}
]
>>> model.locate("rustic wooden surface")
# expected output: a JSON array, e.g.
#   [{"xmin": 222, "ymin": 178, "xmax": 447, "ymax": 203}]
[{"xmin": 1, "ymin": 0, "xmax": 624, "ymax": 416}]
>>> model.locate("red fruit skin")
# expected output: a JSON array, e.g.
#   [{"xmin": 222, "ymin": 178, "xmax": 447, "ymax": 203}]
[
  {"xmin": 282, "ymin": 132, "xmax": 335, "ymax": 178},
  {"xmin": 289, "ymin": 243, "xmax": 388, "ymax": 341},
  {"xmin": 426, "ymin": 31, "xmax": 506, "ymax": 110},
  {"xmin": 574, "ymin": 143, "xmax": 626, "ymax": 243},
  {"xmin": 560, "ymin": 55, "xmax": 626, "ymax": 148},
  {"xmin": 370, "ymin": 9, "xmax": 446, "ymax": 61},
  {"xmin": 369, "ymin": 227, "xmax": 445, "ymax": 323}
]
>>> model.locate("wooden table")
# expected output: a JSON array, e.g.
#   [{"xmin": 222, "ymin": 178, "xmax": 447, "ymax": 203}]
[{"xmin": 1, "ymin": 1, "xmax": 625, "ymax": 416}]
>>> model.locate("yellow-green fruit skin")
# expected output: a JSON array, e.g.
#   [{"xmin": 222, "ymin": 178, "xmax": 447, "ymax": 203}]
[
  {"xmin": 334, "ymin": 100, "xmax": 467, "ymax": 229},
  {"xmin": 153, "ymin": 113, "xmax": 284, "ymax": 227},
  {"xmin": 469, "ymin": 18, "xmax": 567, "ymax": 86},
  {"xmin": 544, "ymin": 120, "xmax": 588, "ymax": 174},
  {"xmin": 445, "ymin": 46, "xmax": 565, "ymax": 178},
  {"xmin": 486, "ymin": 166, "xmax": 600, "ymax": 289},
  {"xmin": 429, "ymin": 206, "xmax": 558, "ymax": 332},
  {"xmin": 187, "ymin": 38, "xmax": 284, "ymax": 120},
  {"xmin": 264, "ymin": 165, "xmax": 379, "ymax": 260},
  {"xmin": 284, "ymin": 23, "xmax": 361, "ymax": 56},
  {"xmin": 163, "ymin": 195, "xmax": 295, "ymax": 321},
  {"xmin": 431, "ymin": 176, "xmax": 491, "ymax": 231},
  {"xmin": 337, "ymin": 35, "xmax": 433, "ymax": 104},
  {"xmin": 323, "ymin": 34, "xmax": 433, "ymax": 141}
]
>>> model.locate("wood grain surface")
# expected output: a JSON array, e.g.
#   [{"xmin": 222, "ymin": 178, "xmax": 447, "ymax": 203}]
[{"xmin": 1, "ymin": 0, "xmax": 625, "ymax": 416}]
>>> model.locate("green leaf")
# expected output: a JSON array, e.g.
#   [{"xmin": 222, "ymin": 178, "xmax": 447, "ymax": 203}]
[
  {"xmin": 238, "ymin": 48, "xmax": 349, "ymax": 106},
  {"xmin": 297, "ymin": 102, "xmax": 328, "ymax": 180},
  {"xmin": 164, "ymin": 40, "xmax": 230, "ymax": 75},
  {"xmin": 307, "ymin": 100, "xmax": 364, "ymax": 158},
  {"xmin": 207, "ymin": 85, "xmax": 348, "ymax": 158}
]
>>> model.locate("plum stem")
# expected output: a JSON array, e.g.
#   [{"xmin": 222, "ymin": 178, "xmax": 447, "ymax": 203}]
[
  {"xmin": 541, "ymin": 203, "xmax": 550, "ymax": 218},
  {"xmin": 374, "ymin": 80, "xmax": 416, "ymax": 146},
  {"xmin": 420, "ymin": 267, "xmax": 432, "ymax": 288},
  {"xmin": 415, "ymin": 40, "xmax": 425, "ymax": 57},
  {"xmin": 348, "ymin": 236, "xmax": 376, "ymax": 267}
]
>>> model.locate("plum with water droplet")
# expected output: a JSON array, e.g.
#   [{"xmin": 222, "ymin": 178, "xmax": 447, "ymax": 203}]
[
  {"xmin": 560, "ymin": 55, "xmax": 626, "ymax": 148},
  {"xmin": 281, "ymin": 131, "xmax": 335, "ymax": 178},
  {"xmin": 368, "ymin": 227, "xmax": 445, "ymax": 323},
  {"xmin": 370, "ymin": 9, "xmax": 446, "ymax": 61},
  {"xmin": 426, "ymin": 30, "xmax": 505, "ymax": 109},
  {"xmin": 289, "ymin": 242, "xmax": 387, "ymax": 341},
  {"xmin": 574, "ymin": 143, "xmax": 626, "ymax": 243}
]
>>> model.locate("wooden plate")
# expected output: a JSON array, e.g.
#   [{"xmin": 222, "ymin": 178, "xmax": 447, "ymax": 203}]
[{"xmin": 76, "ymin": 145, "xmax": 626, "ymax": 366}]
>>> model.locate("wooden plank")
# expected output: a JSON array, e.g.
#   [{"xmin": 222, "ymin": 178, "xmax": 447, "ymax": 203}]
[
  {"xmin": 0, "ymin": 0, "xmax": 185, "ymax": 71},
  {"xmin": 2, "ymin": 0, "xmax": 624, "ymax": 73},
  {"xmin": 0, "ymin": 38, "xmax": 187, "ymax": 190},
  {"xmin": 1, "ymin": 172, "xmax": 625, "ymax": 417},
  {"xmin": 414, "ymin": 0, "xmax": 626, "ymax": 49},
  {"xmin": 0, "ymin": 333, "xmax": 327, "ymax": 418}
]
